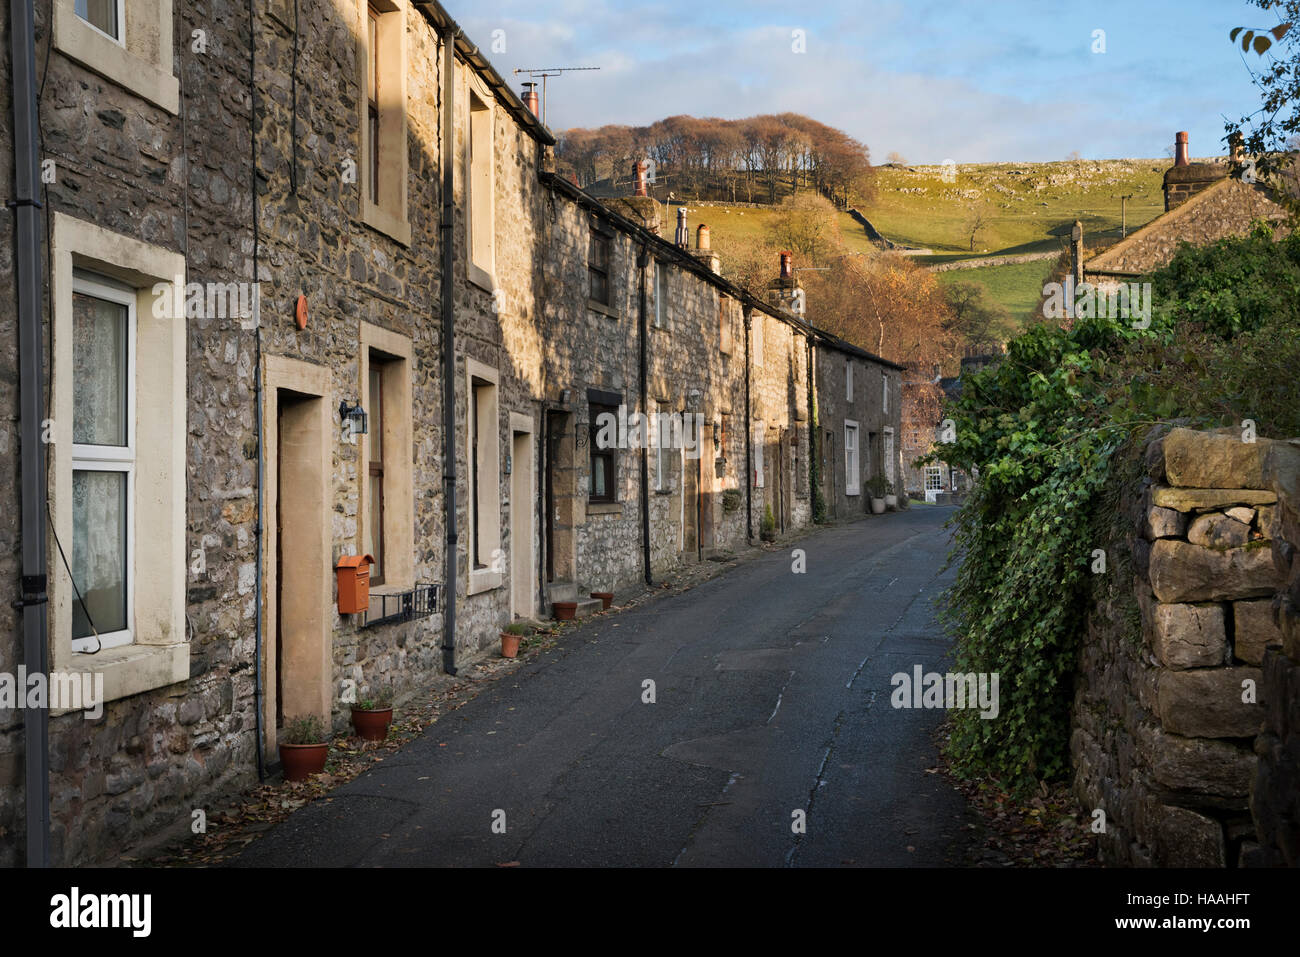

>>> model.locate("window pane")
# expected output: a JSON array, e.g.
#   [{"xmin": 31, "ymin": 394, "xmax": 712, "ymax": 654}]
[
  {"xmin": 75, "ymin": 0, "xmax": 118, "ymax": 38},
  {"xmin": 73, "ymin": 291, "xmax": 128, "ymax": 446},
  {"xmin": 72, "ymin": 470, "xmax": 127, "ymax": 638},
  {"xmin": 592, "ymin": 457, "xmax": 607, "ymax": 498}
]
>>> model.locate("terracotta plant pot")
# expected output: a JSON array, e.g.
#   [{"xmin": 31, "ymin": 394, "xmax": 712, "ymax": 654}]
[
  {"xmin": 590, "ymin": 591, "xmax": 613, "ymax": 610},
  {"xmin": 350, "ymin": 707, "xmax": 393, "ymax": 742},
  {"xmin": 553, "ymin": 601, "xmax": 577, "ymax": 621},
  {"xmin": 501, "ymin": 632, "xmax": 520, "ymax": 658},
  {"xmin": 279, "ymin": 742, "xmax": 328, "ymax": 782}
]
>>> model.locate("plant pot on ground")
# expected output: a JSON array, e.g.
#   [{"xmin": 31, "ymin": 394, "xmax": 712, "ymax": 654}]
[
  {"xmin": 553, "ymin": 601, "xmax": 577, "ymax": 621},
  {"xmin": 350, "ymin": 685, "xmax": 394, "ymax": 742},
  {"xmin": 501, "ymin": 621, "xmax": 530, "ymax": 658},
  {"xmin": 590, "ymin": 591, "xmax": 613, "ymax": 610},
  {"xmin": 279, "ymin": 714, "xmax": 329, "ymax": 781},
  {"xmin": 866, "ymin": 476, "xmax": 889, "ymax": 514}
]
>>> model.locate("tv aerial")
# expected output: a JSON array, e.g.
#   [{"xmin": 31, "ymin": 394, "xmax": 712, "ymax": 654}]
[{"xmin": 511, "ymin": 66, "xmax": 600, "ymax": 126}]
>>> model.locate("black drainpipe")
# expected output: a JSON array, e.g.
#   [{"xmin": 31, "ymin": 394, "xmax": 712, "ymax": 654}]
[
  {"xmin": 11, "ymin": 0, "xmax": 49, "ymax": 867},
  {"xmin": 248, "ymin": 0, "xmax": 266, "ymax": 782},
  {"xmin": 638, "ymin": 245, "xmax": 652, "ymax": 585},
  {"xmin": 438, "ymin": 24, "xmax": 459, "ymax": 676},
  {"xmin": 743, "ymin": 308, "xmax": 753, "ymax": 543}
]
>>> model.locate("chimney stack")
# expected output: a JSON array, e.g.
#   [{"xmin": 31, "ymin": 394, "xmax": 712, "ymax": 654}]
[
  {"xmin": 696, "ymin": 224, "xmax": 710, "ymax": 251},
  {"xmin": 779, "ymin": 251, "xmax": 793, "ymax": 280},
  {"xmin": 522, "ymin": 82, "xmax": 540, "ymax": 117},
  {"xmin": 675, "ymin": 208, "xmax": 688, "ymax": 248},
  {"xmin": 1229, "ymin": 131, "xmax": 1245, "ymax": 165},
  {"xmin": 633, "ymin": 161, "xmax": 648, "ymax": 197},
  {"xmin": 1174, "ymin": 131, "xmax": 1189, "ymax": 167}
]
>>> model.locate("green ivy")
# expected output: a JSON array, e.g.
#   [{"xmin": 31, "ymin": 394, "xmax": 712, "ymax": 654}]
[{"xmin": 934, "ymin": 225, "xmax": 1300, "ymax": 790}]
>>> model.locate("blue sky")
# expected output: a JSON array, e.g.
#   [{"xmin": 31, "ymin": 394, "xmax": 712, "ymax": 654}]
[{"xmin": 449, "ymin": 0, "xmax": 1273, "ymax": 163}]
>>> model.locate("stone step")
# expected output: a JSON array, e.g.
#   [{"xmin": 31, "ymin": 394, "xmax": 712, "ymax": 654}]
[
  {"xmin": 547, "ymin": 580, "xmax": 578, "ymax": 603},
  {"xmin": 551, "ymin": 596, "xmax": 604, "ymax": 620}
]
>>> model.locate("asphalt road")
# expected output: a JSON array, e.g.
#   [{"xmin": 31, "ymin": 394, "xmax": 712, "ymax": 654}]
[{"xmin": 235, "ymin": 505, "xmax": 973, "ymax": 867}]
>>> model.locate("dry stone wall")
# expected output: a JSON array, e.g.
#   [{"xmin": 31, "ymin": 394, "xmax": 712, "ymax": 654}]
[{"xmin": 1072, "ymin": 427, "xmax": 1298, "ymax": 866}]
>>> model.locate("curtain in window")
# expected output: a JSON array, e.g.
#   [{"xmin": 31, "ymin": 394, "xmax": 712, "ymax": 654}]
[
  {"xmin": 73, "ymin": 293, "xmax": 127, "ymax": 446},
  {"xmin": 72, "ymin": 470, "xmax": 127, "ymax": 637}
]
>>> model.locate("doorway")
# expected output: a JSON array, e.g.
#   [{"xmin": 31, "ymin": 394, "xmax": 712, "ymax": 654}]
[
  {"xmin": 262, "ymin": 356, "xmax": 332, "ymax": 757},
  {"xmin": 510, "ymin": 416, "xmax": 535, "ymax": 618}
]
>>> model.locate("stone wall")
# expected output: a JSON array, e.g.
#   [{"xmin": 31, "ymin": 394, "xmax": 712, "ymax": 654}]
[
  {"xmin": 1252, "ymin": 438, "xmax": 1300, "ymax": 865},
  {"xmin": 1072, "ymin": 427, "xmax": 1298, "ymax": 866}
]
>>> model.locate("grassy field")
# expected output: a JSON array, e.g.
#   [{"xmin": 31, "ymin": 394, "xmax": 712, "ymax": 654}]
[
  {"xmin": 866, "ymin": 159, "xmax": 1168, "ymax": 255},
  {"xmin": 669, "ymin": 158, "xmax": 1176, "ymax": 331},
  {"xmin": 934, "ymin": 258, "xmax": 1060, "ymax": 326}
]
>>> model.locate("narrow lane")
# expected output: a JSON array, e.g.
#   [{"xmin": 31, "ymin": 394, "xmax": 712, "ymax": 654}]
[{"xmin": 235, "ymin": 506, "xmax": 970, "ymax": 867}]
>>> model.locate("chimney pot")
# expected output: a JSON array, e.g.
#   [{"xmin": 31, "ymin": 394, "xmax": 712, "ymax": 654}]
[
  {"xmin": 779, "ymin": 251, "xmax": 793, "ymax": 280},
  {"xmin": 1175, "ymin": 130, "xmax": 1189, "ymax": 167},
  {"xmin": 675, "ymin": 208, "xmax": 688, "ymax": 248},
  {"xmin": 633, "ymin": 161, "xmax": 648, "ymax": 197},
  {"xmin": 522, "ymin": 82, "xmax": 539, "ymax": 117},
  {"xmin": 696, "ymin": 224, "xmax": 710, "ymax": 251}
]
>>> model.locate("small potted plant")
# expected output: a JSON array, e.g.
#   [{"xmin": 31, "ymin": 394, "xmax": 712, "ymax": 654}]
[
  {"xmin": 350, "ymin": 685, "xmax": 394, "ymax": 742},
  {"xmin": 279, "ymin": 714, "xmax": 328, "ymax": 781},
  {"xmin": 500, "ymin": 621, "xmax": 529, "ymax": 658},
  {"xmin": 866, "ymin": 476, "xmax": 888, "ymax": 515},
  {"xmin": 883, "ymin": 479, "xmax": 898, "ymax": 510},
  {"xmin": 589, "ymin": 590, "xmax": 614, "ymax": 610},
  {"xmin": 553, "ymin": 601, "xmax": 577, "ymax": 621},
  {"xmin": 760, "ymin": 503, "xmax": 777, "ymax": 542}
]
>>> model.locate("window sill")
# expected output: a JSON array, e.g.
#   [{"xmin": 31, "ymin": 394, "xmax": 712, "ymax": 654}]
[
  {"xmin": 467, "ymin": 568, "xmax": 503, "ymax": 596},
  {"xmin": 55, "ymin": 6, "xmax": 179, "ymax": 114},
  {"xmin": 846, "ymin": 489, "xmax": 861, "ymax": 497},
  {"xmin": 587, "ymin": 299, "xmax": 621, "ymax": 320},
  {"xmin": 62, "ymin": 641, "xmax": 188, "ymax": 714},
  {"xmin": 362, "ymin": 199, "xmax": 412, "ymax": 247},
  {"xmin": 586, "ymin": 501, "xmax": 623, "ymax": 516},
  {"xmin": 654, "ymin": 488, "xmax": 674, "ymax": 496},
  {"xmin": 467, "ymin": 261, "xmax": 495, "ymax": 294}
]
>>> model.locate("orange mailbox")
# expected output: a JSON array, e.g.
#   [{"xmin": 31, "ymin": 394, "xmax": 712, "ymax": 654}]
[{"xmin": 336, "ymin": 554, "xmax": 375, "ymax": 614}]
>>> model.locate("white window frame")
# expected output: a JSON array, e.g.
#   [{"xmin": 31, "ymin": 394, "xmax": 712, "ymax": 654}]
[
  {"xmin": 69, "ymin": 271, "xmax": 137, "ymax": 652},
  {"xmin": 883, "ymin": 427, "xmax": 896, "ymax": 484},
  {"xmin": 358, "ymin": 0, "xmax": 411, "ymax": 246},
  {"xmin": 466, "ymin": 357, "xmax": 502, "ymax": 595},
  {"xmin": 753, "ymin": 421, "xmax": 765, "ymax": 488},
  {"xmin": 844, "ymin": 420, "xmax": 860, "ymax": 496},
  {"xmin": 925, "ymin": 466, "xmax": 944, "ymax": 491},
  {"xmin": 466, "ymin": 70, "xmax": 496, "ymax": 289},
  {"xmin": 846, "ymin": 363, "xmax": 853, "ymax": 402},
  {"xmin": 655, "ymin": 401, "xmax": 672, "ymax": 491},
  {"xmin": 883, "ymin": 373, "xmax": 890, "ymax": 414},
  {"xmin": 74, "ymin": 0, "xmax": 126, "ymax": 45}
]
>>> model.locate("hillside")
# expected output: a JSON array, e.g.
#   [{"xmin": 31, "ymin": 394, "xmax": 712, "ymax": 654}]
[{"xmin": 651, "ymin": 158, "xmax": 1178, "ymax": 328}]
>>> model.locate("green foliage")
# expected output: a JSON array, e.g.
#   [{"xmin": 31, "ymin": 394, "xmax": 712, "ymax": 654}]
[
  {"xmin": 935, "ymin": 227, "xmax": 1300, "ymax": 790},
  {"xmin": 722, "ymin": 488, "xmax": 743, "ymax": 513},
  {"xmin": 282, "ymin": 714, "xmax": 327, "ymax": 745},
  {"xmin": 761, "ymin": 504, "xmax": 776, "ymax": 540},
  {"xmin": 866, "ymin": 475, "xmax": 891, "ymax": 498},
  {"xmin": 354, "ymin": 683, "xmax": 394, "ymax": 712}
]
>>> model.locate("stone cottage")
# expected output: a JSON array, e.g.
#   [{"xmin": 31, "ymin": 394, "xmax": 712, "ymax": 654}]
[{"xmin": 1, "ymin": 0, "xmax": 900, "ymax": 865}]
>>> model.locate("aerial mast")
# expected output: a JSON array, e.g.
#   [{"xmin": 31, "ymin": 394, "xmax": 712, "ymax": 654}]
[{"xmin": 511, "ymin": 66, "xmax": 601, "ymax": 126}]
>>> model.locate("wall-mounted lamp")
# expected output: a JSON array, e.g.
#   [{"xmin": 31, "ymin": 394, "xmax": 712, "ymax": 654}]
[
  {"xmin": 339, "ymin": 400, "xmax": 368, "ymax": 440},
  {"xmin": 558, "ymin": 388, "xmax": 572, "ymax": 407},
  {"xmin": 712, "ymin": 419, "xmax": 721, "ymax": 444}
]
